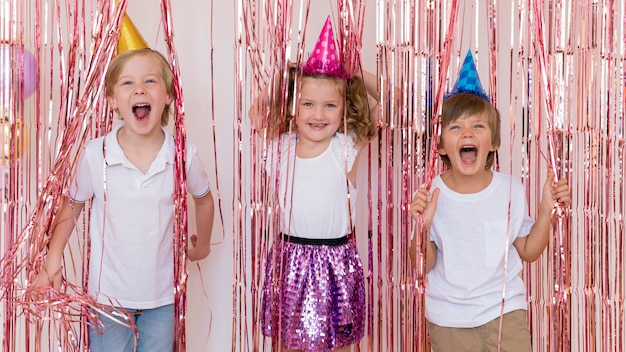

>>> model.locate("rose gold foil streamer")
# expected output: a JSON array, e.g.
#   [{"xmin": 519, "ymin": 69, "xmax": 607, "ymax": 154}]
[
  {"xmin": 1, "ymin": 0, "xmax": 625, "ymax": 351},
  {"xmin": 0, "ymin": 0, "xmax": 194, "ymax": 350}
]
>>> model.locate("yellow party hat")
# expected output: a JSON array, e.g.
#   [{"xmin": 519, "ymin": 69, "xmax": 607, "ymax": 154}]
[{"xmin": 117, "ymin": 14, "xmax": 149, "ymax": 54}]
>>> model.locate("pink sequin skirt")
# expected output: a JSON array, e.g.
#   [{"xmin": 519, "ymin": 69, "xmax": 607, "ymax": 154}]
[{"xmin": 261, "ymin": 235, "xmax": 366, "ymax": 351}]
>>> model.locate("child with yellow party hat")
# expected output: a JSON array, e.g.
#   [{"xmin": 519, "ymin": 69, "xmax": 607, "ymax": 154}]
[{"xmin": 30, "ymin": 17, "xmax": 215, "ymax": 352}]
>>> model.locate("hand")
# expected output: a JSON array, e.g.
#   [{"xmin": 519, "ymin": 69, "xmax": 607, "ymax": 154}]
[
  {"xmin": 539, "ymin": 169, "xmax": 571, "ymax": 215},
  {"xmin": 187, "ymin": 234, "xmax": 211, "ymax": 261},
  {"xmin": 409, "ymin": 187, "xmax": 440, "ymax": 229},
  {"xmin": 27, "ymin": 265, "xmax": 62, "ymax": 301}
]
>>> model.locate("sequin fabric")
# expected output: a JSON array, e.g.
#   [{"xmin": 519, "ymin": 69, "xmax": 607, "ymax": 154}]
[{"xmin": 261, "ymin": 236, "xmax": 366, "ymax": 351}]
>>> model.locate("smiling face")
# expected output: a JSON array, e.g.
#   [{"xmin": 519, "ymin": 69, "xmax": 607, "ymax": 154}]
[
  {"xmin": 295, "ymin": 76, "xmax": 345, "ymax": 148},
  {"xmin": 106, "ymin": 50, "xmax": 174, "ymax": 138},
  {"xmin": 438, "ymin": 93, "xmax": 501, "ymax": 176}
]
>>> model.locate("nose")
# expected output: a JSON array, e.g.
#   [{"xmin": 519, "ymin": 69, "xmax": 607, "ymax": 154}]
[
  {"xmin": 461, "ymin": 126, "xmax": 474, "ymax": 137},
  {"xmin": 313, "ymin": 106, "xmax": 324, "ymax": 119},
  {"xmin": 133, "ymin": 83, "xmax": 146, "ymax": 95}
]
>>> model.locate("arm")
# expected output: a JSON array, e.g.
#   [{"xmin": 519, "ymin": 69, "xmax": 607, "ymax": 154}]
[
  {"xmin": 410, "ymin": 229, "xmax": 437, "ymax": 273},
  {"xmin": 188, "ymin": 190, "xmax": 215, "ymax": 261},
  {"xmin": 359, "ymin": 70, "xmax": 401, "ymax": 133},
  {"xmin": 249, "ymin": 66, "xmax": 295, "ymax": 138},
  {"xmin": 409, "ymin": 188, "xmax": 440, "ymax": 272},
  {"xmin": 30, "ymin": 197, "xmax": 84, "ymax": 293},
  {"xmin": 513, "ymin": 170, "xmax": 571, "ymax": 262},
  {"xmin": 248, "ymin": 83, "xmax": 272, "ymax": 132},
  {"xmin": 360, "ymin": 70, "xmax": 379, "ymax": 100}
]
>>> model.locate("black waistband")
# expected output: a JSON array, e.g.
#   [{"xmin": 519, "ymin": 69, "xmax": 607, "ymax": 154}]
[{"xmin": 279, "ymin": 234, "xmax": 349, "ymax": 246}]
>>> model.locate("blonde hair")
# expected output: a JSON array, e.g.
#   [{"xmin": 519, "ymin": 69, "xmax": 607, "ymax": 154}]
[
  {"xmin": 439, "ymin": 92, "xmax": 501, "ymax": 169},
  {"xmin": 105, "ymin": 48, "xmax": 175, "ymax": 126},
  {"xmin": 267, "ymin": 67, "xmax": 376, "ymax": 142}
]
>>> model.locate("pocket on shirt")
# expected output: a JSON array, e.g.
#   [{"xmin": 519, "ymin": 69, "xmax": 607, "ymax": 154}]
[{"xmin": 484, "ymin": 219, "xmax": 511, "ymax": 268}]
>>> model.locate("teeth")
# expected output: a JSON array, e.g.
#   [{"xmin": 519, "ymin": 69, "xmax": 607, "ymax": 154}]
[{"xmin": 132, "ymin": 104, "xmax": 151, "ymax": 113}]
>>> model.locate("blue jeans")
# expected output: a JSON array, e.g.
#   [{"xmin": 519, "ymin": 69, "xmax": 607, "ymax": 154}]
[{"xmin": 89, "ymin": 304, "xmax": 174, "ymax": 352}]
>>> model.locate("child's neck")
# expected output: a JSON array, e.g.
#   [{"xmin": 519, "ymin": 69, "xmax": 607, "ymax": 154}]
[
  {"xmin": 441, "ymin": 169, "xmax": 493, "ymax": 194},
  {"xmin": 295, "ymin": 136, "xmax": 332, "ymax": 158},
  {"xmin": 116, "ymin": 127, "xmax": 165, "ymax": 173}
]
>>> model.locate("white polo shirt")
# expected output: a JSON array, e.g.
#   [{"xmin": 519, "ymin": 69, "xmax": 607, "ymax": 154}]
[{"xmin": 70, "ymin": 123, "xmax": 210, "ymax": 309}]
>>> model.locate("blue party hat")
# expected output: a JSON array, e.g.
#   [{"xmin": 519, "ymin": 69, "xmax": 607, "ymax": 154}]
[{"xmin": 444, "ymin": 50, "xmax": 490, "ymax": 102}]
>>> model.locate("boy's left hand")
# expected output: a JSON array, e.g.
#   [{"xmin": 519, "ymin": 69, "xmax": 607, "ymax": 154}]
[
  {"xmin": 188, "ymin": 234, "xmax": 211, "ymax": 261},
  {"xmin": 540, "ymin": 169, "xmax": 571, "ymax": 214}
]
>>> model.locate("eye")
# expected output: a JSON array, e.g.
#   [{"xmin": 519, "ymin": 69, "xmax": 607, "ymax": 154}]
[
  {"xmin": 302, "ymin": 102, "xmax": 313, "ymax": 107},
  {"xmin": 121, "ymin": 80, "xmax": 133, "ymax": 86},
  {"xmin": 326, "ymin": 103, "xmax": 337, "ymax": 108},
  {"xmin": 145, "ymin": 78, "xmax": 157, "ymax": 84}
]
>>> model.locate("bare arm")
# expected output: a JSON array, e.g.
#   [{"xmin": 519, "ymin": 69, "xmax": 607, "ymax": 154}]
[
  {"xmin": 248, "ymin": 83, "xmax": 272, "ymax": 132},
  {"xmin": 409, "ymin": 188, "xmax": 440, "ymax": 272},
  {"xmin": 514, "ymin": 170, "xmax": 571, "ymax": 262},
  {"xmin": 360, "ymin": 70, "xmax": 379, "ymax": 100},
  {"xmin": 410, "ymin": 229, "xmax": 437, "ymax": 273},
  {"xmin": 188, "ymin": 190, "xmax": 215, "ymax": 261},
  {"xmin": 30, "ymin": 197, "xmax": 84, "ymax": 293}
]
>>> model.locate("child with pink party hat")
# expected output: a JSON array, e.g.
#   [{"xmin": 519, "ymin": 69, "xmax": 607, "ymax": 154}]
[
  {"xmin": 249, "ymin": 16, "xmax": 379, "ymax": 352},
  {"xmin": 409, "ymin": 51, "xmax": 571, "ymax": 351}
]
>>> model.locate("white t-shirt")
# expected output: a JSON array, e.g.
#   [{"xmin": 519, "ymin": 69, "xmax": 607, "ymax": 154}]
[
  {"xmin": 425, "ymin": 172, "xmax": 534, "ymax": 327},
  {"xmin": 70, "ymin": 123, "xmax": 210, "ymax": 309},
  {"xmin": 266, "ymin": 132, "xmax": 357, "ymax": 239}
]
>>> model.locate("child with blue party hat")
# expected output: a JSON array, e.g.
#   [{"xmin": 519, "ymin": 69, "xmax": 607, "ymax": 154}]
[{"xmin": 409, "ymin": 50, "xmax": 571, "ymax": 351}]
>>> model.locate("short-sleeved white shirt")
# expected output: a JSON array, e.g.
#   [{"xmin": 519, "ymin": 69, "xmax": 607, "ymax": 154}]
[
  {"xmin": 70, "ymin": 123, "xmax": 210, "ymax": 309},
  {"xmin": 425, "ymin": 172, "xmax": 534, "ymax": 327},
  {"xmin": 266, "ymin": 132, "xmax": 357, "ymax": 239}
]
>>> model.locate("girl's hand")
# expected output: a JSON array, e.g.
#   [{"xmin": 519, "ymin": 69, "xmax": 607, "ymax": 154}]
[
  {"xmin": 540, "ymin": 170, "xmax": 571, "ymax": 215},
  {"xmin": 409, "ymin": 187, "xmax": 440, "ymax": 228}
]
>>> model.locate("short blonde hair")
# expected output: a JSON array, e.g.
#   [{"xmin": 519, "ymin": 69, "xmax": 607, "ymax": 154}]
[{"xmin": 105, "ymin": 48, "xmax": 175, "ymax": 126}]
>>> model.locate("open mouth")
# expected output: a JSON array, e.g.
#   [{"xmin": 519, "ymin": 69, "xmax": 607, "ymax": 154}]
[
  {"xmin": 459, "ymin": 145, "xmax": 478, "ymax": 163},
  {"xmin": 132, "ymin": 104, "xmax": 151, "ymax": 120}
]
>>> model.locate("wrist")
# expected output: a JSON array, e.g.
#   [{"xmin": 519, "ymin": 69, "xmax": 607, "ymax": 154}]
[{"xmin": 42, "ymin": 266, "xmax": 60, "ymax": 284}]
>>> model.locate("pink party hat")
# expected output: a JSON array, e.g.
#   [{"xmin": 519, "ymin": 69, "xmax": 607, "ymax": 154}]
[{"xmin": 302, "ymin": 16, "xmax": 349, "ymax": 79}]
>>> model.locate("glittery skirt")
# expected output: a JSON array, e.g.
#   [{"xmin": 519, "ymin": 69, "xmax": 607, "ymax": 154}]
[{"xmin": 261, "ymin": 235, "xmax": 366, "ymax": 351}]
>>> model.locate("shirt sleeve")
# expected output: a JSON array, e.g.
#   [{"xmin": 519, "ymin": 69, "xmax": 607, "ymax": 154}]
[
  {"xmin": 330, "ymin": 133, "xmax": 358, "ymax": 172},
  {"xmin": 68, "ymin": 143, "xmax": 97, "ymax": 203},
  {"xmin": 185, "ymin": 143, "xmax": 211, "ymax": 198}
]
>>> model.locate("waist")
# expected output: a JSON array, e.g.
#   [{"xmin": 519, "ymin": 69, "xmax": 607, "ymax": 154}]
[{"xmin": 279, "ymin": 233, "xmax": 349, "ymax": 246}]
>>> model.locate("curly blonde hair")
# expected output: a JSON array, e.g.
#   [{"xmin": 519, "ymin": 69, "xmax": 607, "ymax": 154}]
[{"xmin": 266, "ymin": 67, "xmax": 376, "ymax": 142}]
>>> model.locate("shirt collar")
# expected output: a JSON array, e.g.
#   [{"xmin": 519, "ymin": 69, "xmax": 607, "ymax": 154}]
[{"xmin": 103, "ymin": 123, "xmax": 174, "ymax": 167}]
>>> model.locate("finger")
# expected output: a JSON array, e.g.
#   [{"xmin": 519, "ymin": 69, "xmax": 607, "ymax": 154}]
[
  {"xmin": 429, "ymin": 188, "xmax": 440, "ymax": 208},
  {"xmin": 545, "ymin": 169, "xmax": 556, "ymax": 188}
]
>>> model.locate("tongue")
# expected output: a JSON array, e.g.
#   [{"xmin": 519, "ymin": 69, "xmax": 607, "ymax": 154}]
[
  {"xmin": 460, "ymin": 149, "xmax": 477, "ymax": 163},
  {"xmin": 134, "ymin": 106, "xmax": 150, "ymax": 119}
]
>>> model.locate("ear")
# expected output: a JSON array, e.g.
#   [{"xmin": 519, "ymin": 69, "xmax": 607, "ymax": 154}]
[
  {"xmin": 437, "ymin": 143, "xmax": 447, "ymax": 156},
  {"xmin": 107, "ymin": 95, "xmax": 118, "ymax": 110}
]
